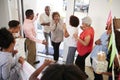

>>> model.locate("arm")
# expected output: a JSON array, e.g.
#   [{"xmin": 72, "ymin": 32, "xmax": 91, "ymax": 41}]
[
  {"xmin": 39, "ymin": 14, "xmax": 50, "ymax": 26},
  {"xmin": 24, "ymin": 26, "xmax": 47, "ymax": 45},
  {"xmin": 41, "ymin": 22, "xmax": 50, "ymax": 26},
  {"xmin": 102, "ymin": 72, "xmax": 112, "ymax": 76},
  {"xmin": 28, "ymin": 31, "xmax": 47, "ymax": 45},
  {"xmin": 32, "ymin": 13, "xmax": 38, "ymax": 22},
  {"xmin": 74, "ymin": 33, "xmax": 91, "ymax": 46},
  {"xmin": 63, "ymin": 23, "xmax": 69, "ymax": 38},
  {"xmin": 12, "ymin": 50, "xmax": 18, "ymax": 57},
  {"xmin": 29, "ymin": 59, "xmax": 54, "ymax": 80},
  {"xmin": 50, "ymin": 21, "xmax": 57, "ymax": 31},
  {"xmin": 78, "ymin": 35, "xmax": 90, "ymax": 46},
  {"xmin": 2, "ymin": 57, "xmax": 24, "ymax": 80}
]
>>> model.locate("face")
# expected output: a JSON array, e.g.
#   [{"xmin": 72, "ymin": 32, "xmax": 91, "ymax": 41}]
[
  {"xmin": 53, "ymin": 14, "xmax": 60, "ymax": 22},
  {"xmin": 80, "ymin": 23, "xmax": 86, "ymax": 30},
  {"xmin": 30, "ymin": 13, "xmax": 34, "ymax": 20},
  {"xmin": 9, "ymin": 40, "xmax": 16, "ymax": 53},
  {"xmin": 11, "ymin": 25, "xmax": 20, "ymax": 38},
  {"xmin": 12, "ymin": 25, "xmax": 20, "ymax": 33},
  {"xmin": 45, "ymin": 7, "xmax": 50, "ymax": 16}
]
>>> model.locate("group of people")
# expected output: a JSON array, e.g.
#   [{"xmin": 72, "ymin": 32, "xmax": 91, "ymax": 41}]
[{"xmin": 0, "ymin": 5, "xmax": 120, "ymax": 80}]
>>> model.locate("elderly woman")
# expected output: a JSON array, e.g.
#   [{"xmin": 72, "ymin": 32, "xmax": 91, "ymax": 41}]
[{"xmin": 74, "ymin": 16, "xmax": 94, "ymax": 77}]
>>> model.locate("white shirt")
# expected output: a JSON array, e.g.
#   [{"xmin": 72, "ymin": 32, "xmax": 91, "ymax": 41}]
[
  {"xmin": 67, "ymin": 26, "xmax": 78, "ymax": 47},
  {"xmin": 39, "ymin": 13, "xmax": 52, "ymax": 33}
]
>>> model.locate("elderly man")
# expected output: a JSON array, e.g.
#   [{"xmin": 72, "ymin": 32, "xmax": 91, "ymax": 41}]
[{"xmin": 39, "ymin": 6, "xmax": 52, "ymax": 55}]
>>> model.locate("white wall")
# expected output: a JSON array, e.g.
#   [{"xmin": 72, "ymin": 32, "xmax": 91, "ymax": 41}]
[
  {"xmin": 0, "ymin": 0, "xmax": 9, "ymax": 28},
  {"xmin": 23, "ymin": 0, "xmax": 65, "ymax": 18},
  {"xmin": 23, "ymin": 0, "xmax": 37, "ymax": 13},
  {"xmin": 89, "ymin": 0, "xmax": 120, "ymax": 41},
  {"xmin": 0, "ymin": 0, "xmax": 19, "ymax": 28}
]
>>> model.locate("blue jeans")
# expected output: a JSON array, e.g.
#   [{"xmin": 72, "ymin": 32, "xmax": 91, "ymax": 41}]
[
  {"xmin": 66, "ymin": 47, "xmax": 76, "ymax": 64},
  {"xmin": 44, "ymin": 32, "xmax": 51, "ymax": 54}
]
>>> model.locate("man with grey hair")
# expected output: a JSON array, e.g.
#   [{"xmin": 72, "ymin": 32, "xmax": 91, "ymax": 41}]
[{"xmin": 39, "ymin": 6, "xmax": 52, "ymax": 55}]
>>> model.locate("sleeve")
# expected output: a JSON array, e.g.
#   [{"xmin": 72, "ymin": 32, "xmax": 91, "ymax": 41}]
[
  {"xmin": 39, "ymin": 14, "xmax": 44, "ymax": 24},
  {"xmin": 2, "ymin": 61, "xmax": 21, "ymax": 80},
  {"xmin": 32, "ymin": 16, "xmax": 38, "ymax": 22},
  {"xmin": 1, "ymin": 62, "xmax": 10, "ymax": 80},
  {"xmin": 50, "ymin": 21, "xmax": 56, "ymax": 31}
]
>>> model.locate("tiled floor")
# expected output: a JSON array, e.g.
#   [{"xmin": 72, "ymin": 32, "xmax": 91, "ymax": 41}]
[{"xmin": 35, "ymin": 53, "xmax": 108, "ymax": 80}]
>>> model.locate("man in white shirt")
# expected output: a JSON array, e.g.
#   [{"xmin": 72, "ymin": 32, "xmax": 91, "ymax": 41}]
[{"xmin": 39, "ymin": 6, "xmax": 52, "ymax": 55}]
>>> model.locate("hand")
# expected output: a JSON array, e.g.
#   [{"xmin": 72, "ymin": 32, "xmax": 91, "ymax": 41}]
[
  {"xmin": 42, "ymin": 40, "xmax": 48, "ymax": 45},
  {"xmin": 63, "ymin": 23, "xmax": 66, "ymax": 30},
  {"xmin": 95, "ymin": 39, "xmax": 101, "ymax": 45},
  {"xmin": 46, "ymin": 22, "xmax": 50, "ymax": 26},
  {"xmin": 36, "ymin": 13, "xmax": 39, "ymax": 16},
  {"xmin": 96, "ymin": 72, "xmax": 102, "ymax": 74},
  {"xmin": 18, "ymin": 57, "xmax": 25, "ymax": 65},
  {"xmin": 73, "ymin": 33, "xmax": 78, "ymax": 40},
  {"xmin": 12, "ymin": 50, "xmax": 18, "ymax": 55},
  {"xmin": 43, "ymin": 59, "xmax": 55, "ymax": 66}
]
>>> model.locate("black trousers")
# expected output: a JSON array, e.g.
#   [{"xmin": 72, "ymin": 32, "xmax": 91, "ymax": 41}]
[
  {"xmin": 52, "ymin": 41, "xmax": 61, "ymax": 61},
  {"xmin": 75, "ymin": 53, "xmax": 90, "ymax": 72}
]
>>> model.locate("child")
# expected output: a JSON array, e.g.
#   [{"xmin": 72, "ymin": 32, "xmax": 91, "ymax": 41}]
[
  {"xmin": 8, "ymin": 20, "xmax": 26, "ymax": 59},
  {"xmin": 0, "ymin": 28, "xmax": 24, "ymax": 80},
  {"xmin": 8, "ymin": 20, "xmax": 21, "ymax": 38}
]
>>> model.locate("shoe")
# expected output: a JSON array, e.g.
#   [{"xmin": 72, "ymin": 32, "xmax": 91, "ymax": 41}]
[{"xmin": 33, "ymin": 61, "xmax": 40, "ymax": 65}]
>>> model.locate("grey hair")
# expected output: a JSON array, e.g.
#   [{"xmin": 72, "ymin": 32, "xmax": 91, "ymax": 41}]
[{"xmin": 82, "ymin": 16, "xmax": 92, "ymax": 26}]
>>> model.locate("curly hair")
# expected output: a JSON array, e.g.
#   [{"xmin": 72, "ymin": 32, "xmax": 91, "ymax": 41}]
[
  {"xmin": 69, "ymin": 15, "xmax": 79, "ymax": 27},
  {"xmin": 8, "ymin": 20, "xmax": 20, "ymax": 29},
  {"xmin": 25, "ymin": 9, "xmax": 34, "ymax": 18},
  {"xmin": 41, "ymin": 64, "xmax": 87, "ymax": 80},
  {"xmin": 52, "ymin": 12, "xmax": 60, "ymax": 20},
  {"xmin": 0, "ymin": 28, "xmax": 14, "ymax": 49}
]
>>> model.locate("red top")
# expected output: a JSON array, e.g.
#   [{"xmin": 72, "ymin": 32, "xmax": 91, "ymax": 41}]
[{"xmin": 77, "ymin": 27, "xmax": 94, "ymax": 56}]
